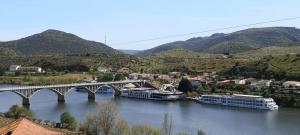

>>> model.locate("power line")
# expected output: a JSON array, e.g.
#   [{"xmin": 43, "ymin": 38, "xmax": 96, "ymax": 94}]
[{"xmin": 111, "ymin": 16, "xmax": 300, "ymax": 46}]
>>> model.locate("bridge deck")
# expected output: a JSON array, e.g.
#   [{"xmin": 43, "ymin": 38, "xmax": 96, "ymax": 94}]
[{"xmin": 0, "ymin": 80, "xmax": 145, "ymax": 91}]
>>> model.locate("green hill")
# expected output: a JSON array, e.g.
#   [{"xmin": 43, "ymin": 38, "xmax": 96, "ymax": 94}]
[
  {"xmin": 0, "ymin": 47, "xmax": 17, "ymax": 56},
  {"xmin": 0, "ymin": 29, "xmax": 121, "ymax": 55},
  {"xmin": 137, "ymin": 27, "xmax": 300, "ymax": 56},
  {"xmin": 235, "ymin": 45, "xmax": 300, "ymax": 59}
]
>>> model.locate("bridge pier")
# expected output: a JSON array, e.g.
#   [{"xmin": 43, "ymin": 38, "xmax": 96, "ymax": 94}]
[
  {"xmin": 88, "ymin": 93, "xmax": 95, "ymax": 101},
  {"xmin": 58, "ymin": 95, "xmax": 65, "ymax": 103},
  {"xmin": 22, "ymin": 98, "xmax": 30, "ymax": 107}
]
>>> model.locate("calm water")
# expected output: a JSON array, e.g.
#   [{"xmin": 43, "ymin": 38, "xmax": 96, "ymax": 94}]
[{"xmin": 0, "ymin": 85, "xmax": 300, "ymax": 135}]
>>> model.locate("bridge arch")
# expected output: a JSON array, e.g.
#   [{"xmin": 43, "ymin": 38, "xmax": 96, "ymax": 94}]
[
  {"xmin": 107, "ymin": 84, "xmax": 123, "ymax": 96},
  {"xmin": 65, "ymin": 86, "xmax": 96, "ymax": 101},
  {"xmin": 29, "ymin": 88, "xmax": 63, "ymax": 98},
  {"xmin": 69, "ymin": 86, "xmax": 94, "ymax": 95},
  {"xmin": 10, "ymin": 91, "xmax": 27, "ymax": 99},
  {"xmin": 95, "ymin": 85, "xmax": 115, "ymax": 93}
]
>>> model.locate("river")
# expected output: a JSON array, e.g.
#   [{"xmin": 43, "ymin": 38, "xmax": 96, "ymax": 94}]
[{"xmin": 0, "ymin": 85, "xmax": 300, "ymax": 135}]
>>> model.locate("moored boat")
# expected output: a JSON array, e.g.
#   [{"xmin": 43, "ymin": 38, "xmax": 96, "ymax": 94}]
[
  {"xmin": 120, "ymin": 87, "xmax": 184, "ymax": 101},
  {"xmin": 198, "ymin": 94, "xmax": 279, "ymax": 110}
]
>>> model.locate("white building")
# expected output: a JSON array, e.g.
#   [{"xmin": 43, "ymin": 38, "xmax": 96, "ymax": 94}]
[
  {"xmin": 249, "ymin": 80, "xmax": 272, "ymax": 91},
  {"xmin": 9, "ymin": 65, "xmax": 21, "ymax": 72},
  {"xmin": 234, "ymin": 79, "xmax": 247, "ymax": 85},
  {"xmin": 19, "ymin": 66, "xmax": 43, "ymax": 73},
  {"xmin": 97, "ymin": 67, "xmax": 111, "ymax": 73},
  {"xmin": 283, "ymin": 81, "xmax": 300, "ymax": 88},
  {"xmin": 9, "ymin": 65, "xmax": 43, "ymax": 73}
]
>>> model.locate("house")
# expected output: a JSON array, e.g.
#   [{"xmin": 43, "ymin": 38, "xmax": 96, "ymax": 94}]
[
  {"xmin": 283, "ymin": 81, "xmax": 300, "ymax": 88},
  {"xmin": 0, "ymin": 118, "xmax": 62, "ymax": 135},
  {"xmin": 9, "ymin": 65, "xmax": 21, "ymax": 72},
  {"xmin": 118, "ymin": 67, "xmax": 130, "ymax": 74},
  {"xmin": 18, "ymin": 66, "xmax": 43, "ymax": 73},
  {"xmin": 234, "ymin": 79, "xmax": 247, "ymax": 85},
  {"xmin": 9, "ymin": 65, "xmax": 43, "ymax": 73},
  {"xmin": 129, "ymin": 73, "xmax": 154, "ymax": 80},
  {"xmin": 97, "ymin": 67, "xmax": 111, "ymax": 73},
  {"xmin": 249, "ymin": 80, "xmax": 272, "ymax": 91}
]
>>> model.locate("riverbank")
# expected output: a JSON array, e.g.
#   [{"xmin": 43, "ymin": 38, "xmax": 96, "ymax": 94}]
[{"xmin": 0, "ymin": 73, "xmax": 92, "ymax": 85}]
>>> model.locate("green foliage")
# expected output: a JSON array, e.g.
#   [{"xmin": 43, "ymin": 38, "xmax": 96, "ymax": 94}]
[
  {"xmin": 270, "ymin": 94, "xmax": 298, "ymax": 107},
  {"xmin": 222, "ymin": 54, "xmax": 300, "ymax": 81},
  {"xmin": 0, "ymin": 68, "xmax": 4, "ymax": 76},
  {"xmin": 178, "ymin": 78, "xmax": 193, "ymax": 93},
  {"xmin": 131, "ymin": 125, "xmax": 161, "ymax": 135},
  {"xmin": 60, "ymin": 112, "xmax": 77, "ymax": 130},
  {"xmin": 5, "ymin": 105, "xmax": 33, "ymax": 119},
  {"xmin": 197, "ymin": 130, "xmax": 205, "ymax": 135},
  {"xmin": 97, "ymin": 73, "xmax": 114, "ymax": 82},
  {"xmin": 114, "ymin": 73, "xmax": 126, "ymax": 81}
]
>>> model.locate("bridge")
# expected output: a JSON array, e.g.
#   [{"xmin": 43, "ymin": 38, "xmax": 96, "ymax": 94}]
[{"xmin": 0, "ymin": 80, "xmax": 152, "ymax": 106}]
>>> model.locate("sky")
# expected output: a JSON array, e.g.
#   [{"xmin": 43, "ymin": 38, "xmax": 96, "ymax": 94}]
[{"xmin": 1, "ymin": 0, "xmax": 300, "ymax": 50}]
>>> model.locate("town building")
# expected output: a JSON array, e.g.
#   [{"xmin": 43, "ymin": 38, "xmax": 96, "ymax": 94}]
[
  {"xmin": 18, "ymin": 66, "xmax": 43, "ymax": 73},
  {"xmin": 9, "ymin": 65, "xmax": 21, "ymax": 72},
  {"xmin": 9, "ymin": 65, "xmax": 43, "ymax": 73},
  {"xmin": 249, "ymin": 80, "xmax": 272, "ymax": 91},
  {"xmin": 234, "ymin": 79, "xmax": 247, "ymax": 85},
  {"xmin": 118, "ymin": 67, "xmax": 130, "ymax": 74},
  {"xmin": 128, "ymin": 73, "xmax": 154, "ymax": 80},
  {"xmin": 283, "ymin": 81, "xmax": 300, "ymax": 88},
  {"xmin": 97, "ymin": 67, "xmax": 111, "ymax": 73}
]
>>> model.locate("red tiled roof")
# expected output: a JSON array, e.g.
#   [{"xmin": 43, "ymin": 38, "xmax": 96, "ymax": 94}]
[{"xmin": 0, "ymin": 118, "xmax": 63, "ymax": 135}]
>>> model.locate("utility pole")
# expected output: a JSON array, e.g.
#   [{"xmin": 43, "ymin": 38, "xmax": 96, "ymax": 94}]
[{"xmin": 104, "ymin": 34, "xmax": 107, "ymax": 45}]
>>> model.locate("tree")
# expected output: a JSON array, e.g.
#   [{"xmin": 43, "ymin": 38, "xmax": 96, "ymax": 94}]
[
  {"xmin": 0, "ymin": 67, "xmax": 5, "ymax": 76},
  {"xmin": 112, "ymin": 117, "xmax": 130, "ymax": 135},
  {"xmin": 79, "ymin": 112, "xmax": 99, "ymax": 135},
  {"xmin": 80, "ymin": 101, "xmax": 120, "ymax": 135},
  {"xmin": 197, "ymin": 129, "xmax": 205, "ymax": 135},
  {"xmin": 98, "ymin": 73, "xmax": 114, "ymax": 82},
  {"xmin": 114, "ymin": 73, "xmax": 126, "ymax": 81},
  {"xmin": 60, "ymin": 112, "xmax": 77, "ymax": 130},
  {"xmin": 161, "ymin": 113, "xmax": 173, "ymax": 135},
  {"xmin": 98, "ymin": 101, "xmax": 119, "ymax": 135},
  {"xmin": 131, "ymin": 125, "xmax": 161, "ymax": 135},
  {"xmin": 5, "ymin": 105, "xmax": 33, "ymax": 119},
  {"xmin": 178, "ymin": 78, "xmax": 193, "ymax": 93}
]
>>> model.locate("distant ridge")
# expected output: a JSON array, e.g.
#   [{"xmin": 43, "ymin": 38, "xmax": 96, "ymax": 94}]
[
  {"xmin": 118, "ymin": 49, "xmax": 142, "ymax": 55},
  {"xmin": 0, "ymin": 29, "xmax": 121, "ymax": 55},
  {"xmin": 137, "ymin": 27, "xmax": 300, "ymax": 56}
]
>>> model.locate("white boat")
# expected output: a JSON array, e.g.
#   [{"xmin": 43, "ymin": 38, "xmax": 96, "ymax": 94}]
[
  {"xmin": 198, "ymin": 94, "xmax": 279, "ymax": 110},
  {"xmin": 120, "ymin": 87, "xmax": 184, "ymax": 101}
]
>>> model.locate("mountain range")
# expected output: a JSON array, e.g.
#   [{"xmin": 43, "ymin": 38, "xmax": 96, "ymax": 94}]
[
  {"xmin": 1, "ymin": 27, "xmax": 300, "ymax": 57},
  {"xmin": 137, "ymin": 27, "xmax": 300, "ymax": 56},
  {"xmin": 0, "ymin": 29, "xmax": 120, "ymax": 55}
]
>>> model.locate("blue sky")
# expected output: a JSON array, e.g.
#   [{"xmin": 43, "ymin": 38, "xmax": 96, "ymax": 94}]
[{"xmin": 1, "ymin": 0, "xmax": 300, "ymax": 50}]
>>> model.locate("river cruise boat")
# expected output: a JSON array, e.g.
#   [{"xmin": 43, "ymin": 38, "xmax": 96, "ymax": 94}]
[
  {"xmin": 198, "ymin": 94, "xmax": 279, "ymax": 110},
  {"xmin": 120, "ymin": 88, "xmax": 184, "ymax": 101}
]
